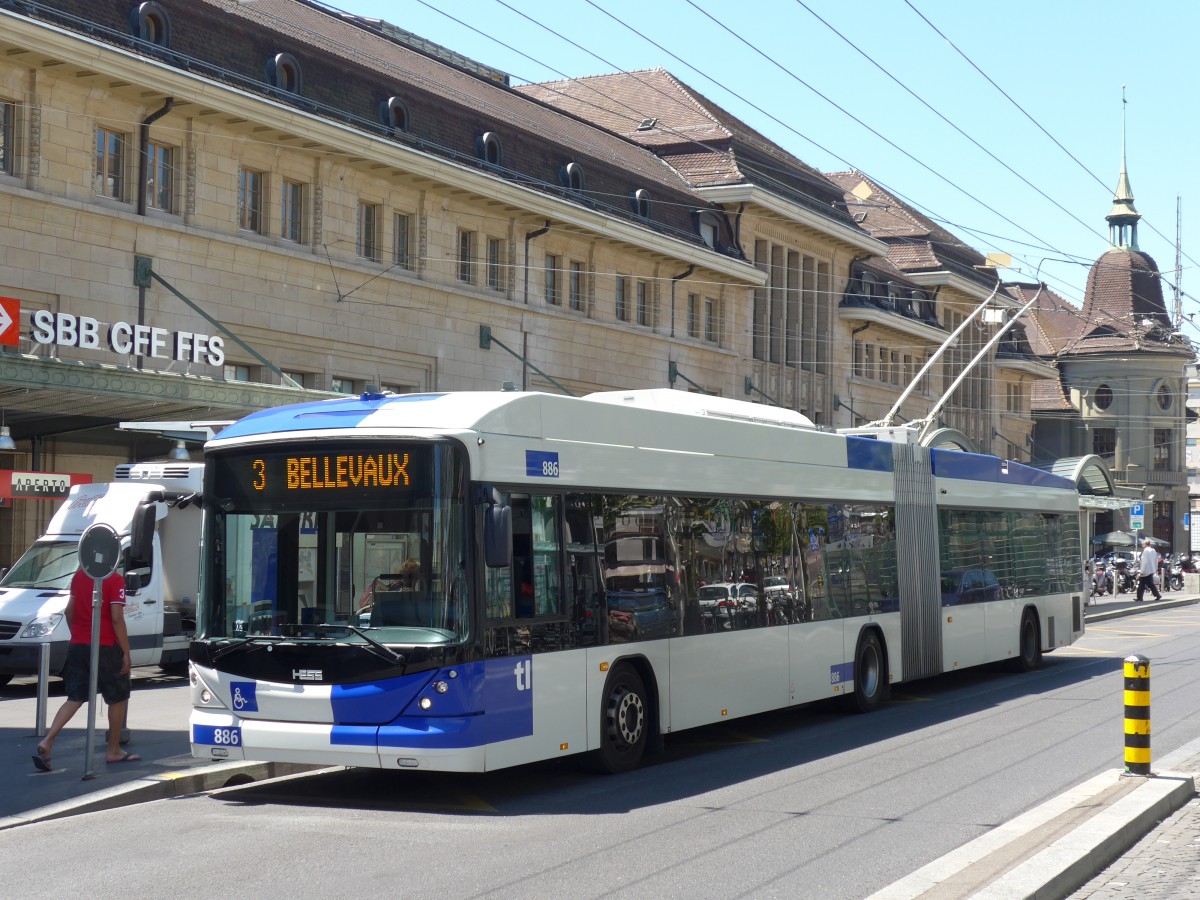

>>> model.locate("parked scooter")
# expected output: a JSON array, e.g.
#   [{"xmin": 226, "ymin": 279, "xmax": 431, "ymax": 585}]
[
  {"xmin": 1111, "ymin": 557, "xmax": 1135, "ymax": 594},
  {"xmin": 1167, "ymin": 554, "xmax": 1184, "ymax": 592}
]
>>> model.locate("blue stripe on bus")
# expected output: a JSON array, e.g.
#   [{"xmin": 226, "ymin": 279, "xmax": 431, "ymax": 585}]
[
  {"xmin": 216, "ymin": 393, "xmax": 446, "ymax": 439},
  {"xmin": 327, "ymin": 659, "xmax": 532, "ymax": 749},
  {"xmin": 931, "ymin": 449, "xmax": 1074, "ymax": 489},
  {"xmin": 846, "ymin": 437, "xmax": 894, "ymax": 472}
]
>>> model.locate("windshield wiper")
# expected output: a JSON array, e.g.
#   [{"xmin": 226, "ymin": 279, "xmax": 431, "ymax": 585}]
[
  {"xmin": 211, "ymin": 634, "xmax": 285, "ymax": 663},
  {"xmin": 281, "ymin": 624, "xmax": 406, "ymax": 667}
]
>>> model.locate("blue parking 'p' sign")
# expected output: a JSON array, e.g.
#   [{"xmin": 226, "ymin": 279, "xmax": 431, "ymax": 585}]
[{"xmin": 526, "ymin": 450, "xmax": 560, "ymax": 478}]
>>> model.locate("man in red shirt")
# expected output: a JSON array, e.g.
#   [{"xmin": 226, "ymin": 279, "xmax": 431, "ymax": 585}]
[{"xmin": 32, "ymin": 567, "xmax": 141, "ymax": 770}]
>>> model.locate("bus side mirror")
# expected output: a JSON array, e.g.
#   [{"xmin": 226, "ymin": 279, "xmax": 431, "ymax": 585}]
[
  {"xmin": 485, "ymin": 504, "xmax": 512, "ymax": 568},
  {"xmin": 130, "ymin": 503, "xmax": 157, "ymax": 569}
]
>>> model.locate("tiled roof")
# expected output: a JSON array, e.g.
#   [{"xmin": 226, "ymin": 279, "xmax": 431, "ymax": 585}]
[
  {"xmin": 516, "ymin": 69, "xmax": 855, "ymax": 225},
  {"xmin": 825, "ymin": 171, "xmax": 989, "ymax": 280},
  {"xmin": 1031, "ymin": 374, "xmax": 1077, "ymax": 412},
  {"xmin": 1082, "ymin": 248, "xmax": 1171, "ymax": 328},
  {"xmin": 190, "ymin": 0, "xmax": 697, "ymax": 192}
]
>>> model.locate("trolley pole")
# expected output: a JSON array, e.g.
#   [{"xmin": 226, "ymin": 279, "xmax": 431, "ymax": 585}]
[{"xmin": 1123, "ymin": 654, "xmax": 1151, "ymax": 776}]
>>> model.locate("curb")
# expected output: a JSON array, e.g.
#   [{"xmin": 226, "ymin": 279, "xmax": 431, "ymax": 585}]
[
  {"xmin": 1084, "ymin": 595, "xmax": 1200, "ymax": 623},
  {"xmin": 975, "ymin": 772, "xmax": 1195, "ymax": 899},
  {"xmin": 0, "ymin": 761, "xmax": 319, "ymax": 830}
]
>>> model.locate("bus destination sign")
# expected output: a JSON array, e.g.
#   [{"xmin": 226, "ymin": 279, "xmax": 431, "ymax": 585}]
[
  {"xmin": 212, "ymin": 446, "xmax": 429, "ymax": 511},
  {"xmin": 255, "ymin": 452, "xmax": 411, "ymax": 491}
]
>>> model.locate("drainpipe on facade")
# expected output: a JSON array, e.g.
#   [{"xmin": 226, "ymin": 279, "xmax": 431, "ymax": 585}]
[
  {"xmin": 137, "ymin": 97, "xmax": 174, "ymax": 217},
  {"xmin": 522, "ymin": 221, "xmax": 551, "ymax": 305},
  {"xmin": 670, "ymin": 265, "xmax": 695, "ymax": 338},
  {"xmin": 136, "ymin": 98, "xmax": 174, "ymax": 372}
]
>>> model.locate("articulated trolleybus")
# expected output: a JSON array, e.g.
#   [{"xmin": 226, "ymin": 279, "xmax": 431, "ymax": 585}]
[{"xmin": 190, "ymin": 389, "xmax": 1083, "ymax": 773}]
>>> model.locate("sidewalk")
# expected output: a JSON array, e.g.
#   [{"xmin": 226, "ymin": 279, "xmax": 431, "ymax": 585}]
[
  {"xmin": 871, "ymin": 590, "xmax": 1200, "ymax": 899},
  {"xmin": 0, "ymin": 669, "xmax": 309, "ymax": 829},
  {"xmin": 3, "ymin": 592, "xmax": 1199, "ymax": 899}
]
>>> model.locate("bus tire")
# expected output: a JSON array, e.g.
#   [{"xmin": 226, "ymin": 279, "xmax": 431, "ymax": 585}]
[
  {"xmin": 1010, "ymin": 610, "xmax": 1042, "ymax": 672},
  {"xmin": 847, "ymin": 630, "xmax": 885, "ymax": 714},
  {"xmin": 595, "ymin": 663, "xmax": 649, "ymax": 774}
]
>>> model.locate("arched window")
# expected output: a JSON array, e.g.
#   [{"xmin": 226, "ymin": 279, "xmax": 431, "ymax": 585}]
[
  {"xmin": 562, "ymin": 162, "xmax": 585, "ymax": 193},
  {"xmin": 632, "ymin": 188, "xmax": 651, "ymax": 219},
  {"xmin": 477, "ymin": 131, "xmax": 502, "ymax": 166},
  {"xmin": 266, "ymin": 53, "xmax": 303, "ymax": 95},
  {"xmin": 380, "ymin": 96, "xmax": 410, "ymax": 133},
  {"xmin": 129, "ymin": 2, "xmax": 171, "ymax": 47}
]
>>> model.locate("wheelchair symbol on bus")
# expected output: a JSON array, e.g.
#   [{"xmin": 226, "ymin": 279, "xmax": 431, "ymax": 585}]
[{"xmin": 229, "ymin": 682, "xmax": 258, "ymax": 712}]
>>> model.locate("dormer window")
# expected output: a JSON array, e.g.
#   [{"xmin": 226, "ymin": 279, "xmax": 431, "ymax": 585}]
[
  {"xmin": 632, "ymin": 188, "xmax": 651, "ymax": 219},
  {"xmin": 129, "ymin": 2, "xmax": 171, "ymax": 47},
  {"xmin": 562, "ymin": 162, "xmax": 585, "ymax": 193},
  {"xmin": 694, "ymin": 210, "xmax": 722, "ymax": 249},
  {"xmin": 267, "ymin": 53, "xmax": 303, "ymax": 95},
  {"xmin": 380, "ymin": 96, "xmax": 410, "ymax": 133},
  {"xmin": 860, "ymin": 272, "xmax": 876, "ymax": 297},
  {"xmin": 478, "ymin": 131, "xmax": 502, "ymax": 166}
]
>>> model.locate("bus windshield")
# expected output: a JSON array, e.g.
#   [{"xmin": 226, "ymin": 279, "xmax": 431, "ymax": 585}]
[{"xmin": 200, "ymin": 440, "xmax": 468, "ymax": 646}]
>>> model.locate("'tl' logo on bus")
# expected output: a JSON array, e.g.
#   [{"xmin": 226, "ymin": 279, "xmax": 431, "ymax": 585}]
[{"xmin": 513, "ymin": 659, "xmax": 532, "ymax": 692}]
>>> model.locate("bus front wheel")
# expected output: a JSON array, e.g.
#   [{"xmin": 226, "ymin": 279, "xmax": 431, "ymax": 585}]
[
  {"xmin": 596, "ymin": 664, "xmax": 648, "ymax": 774},
  {"xmin": 847, "ymin": 631, "xmax": 885, "ymax": 714}
]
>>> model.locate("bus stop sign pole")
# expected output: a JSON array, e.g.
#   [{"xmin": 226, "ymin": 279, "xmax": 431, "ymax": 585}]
[{"xmin": 78, "ymin": 523, "xmax": 121, "ymax": 781}]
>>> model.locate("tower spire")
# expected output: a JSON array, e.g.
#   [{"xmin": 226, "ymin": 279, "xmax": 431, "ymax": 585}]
[{"xmin": 1107, "ymin": 85, "xmax": 1140, "ymax": 249}]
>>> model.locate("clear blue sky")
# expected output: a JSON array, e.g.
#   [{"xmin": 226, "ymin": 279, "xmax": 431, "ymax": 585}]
[{"xmin": 330, "ymin": 0, "xmax": 1198, "ymax": 333}]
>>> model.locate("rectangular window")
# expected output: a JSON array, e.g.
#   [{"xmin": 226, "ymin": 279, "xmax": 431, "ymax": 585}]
[
  {"xmin": 615, "ymin": 275, "xmax": 629, "ymax": 322},
  {"xmin": 223, "ymin": 364, "xmax": 250, "ymax": 382},
  {"xmin": 394, "ymin": 213, "xmax": 411, "ymax": 269},
  {"xmin": 357, "ymin": 201, "xmax": 380, "ymax": 261},
  {"xmin": 636, "ymin": 280, "xmax": 649, "ymax": 326},
  {"xmin": 687, "ymin": 293, "xmax": 700, "ymax": 338},
  {"xmin": 486, "ymin": 237, "xmax": 503, "ymax": 290},
  {"xmin": 1154, "ymin": 428, "xmax": 1172, "ymax": 471},
  {"xmin": 0, "ymin": 100, "xmax": 13, "ymax": 175},
  {"xmin": 145, "ymin": 142, "xmax": 175, "ymax": 212},
  {"xmin": 280, "ymin": 370, "xmax": 308, "ymax": 388},
  {"xmin": 569, "ymin": 260, "xmax": 583, "ymax": 310},
  {"xmin": 238, "ymin": 168, "xmax": 263, "ymax": 233},
  {"xmin": 544, "ymin": 254, "xmax": 560, "ymax": 305},
  {"xmin": 1093, "ymin": 427, "xmax": 1116, "ymax": 462},
  {"xmin": 95, "ymin": 127, "xmax": 127, "ymax": 199},
  {"xmin": 704, "ymin": 297, "xmax": 717, "ymax": 343},
  {"xmin": 281, "ymin": 180, "xmax": 304, "ymax": 243},
  {"xmin": 331, "ymin": 377, "xmax": 359, "ymax": 395},
  {"xmin": 457, "ymin": 230, "xmax": 474, "ymax": 283}
]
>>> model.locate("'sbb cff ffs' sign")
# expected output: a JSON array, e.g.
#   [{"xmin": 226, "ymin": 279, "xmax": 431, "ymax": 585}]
[{"xmin": 28, "ymin": 310, "xmax": 225, "ymax": 366}]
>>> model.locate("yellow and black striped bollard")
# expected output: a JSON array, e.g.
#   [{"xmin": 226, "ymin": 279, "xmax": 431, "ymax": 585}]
[{"xmin": 1123, "ymin": 654, "xmax": 1150, "ymax": 776}]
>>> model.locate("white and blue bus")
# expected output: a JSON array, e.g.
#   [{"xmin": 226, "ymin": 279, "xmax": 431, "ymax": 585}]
[{"xmin": 190, "ymin": 389, "xmax": 1083, "ymax": 773}]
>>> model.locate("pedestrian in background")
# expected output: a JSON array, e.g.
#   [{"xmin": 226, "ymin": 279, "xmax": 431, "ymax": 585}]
[
  {"xmin": 1136, "ymin": 537, "xmax": 1162, "ymax": 603},
  {"xmin": 32, "ymin": 567, "xmax": 141, "ymax": 771}
]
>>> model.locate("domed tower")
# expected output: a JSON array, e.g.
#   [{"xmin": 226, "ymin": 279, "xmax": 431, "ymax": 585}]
[
  {"xmin": 1081, "ymin": 134, "xmax": 1172, "ymax": 331},
  {"xmin": 1058, "ymin": 131, "xmax": 1193, "ymax": 549}
]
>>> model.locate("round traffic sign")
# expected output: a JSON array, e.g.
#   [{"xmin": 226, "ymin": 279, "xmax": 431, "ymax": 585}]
[{"xmin": 79, "ymin": 523, "xmax": 121, "ymax": 579}]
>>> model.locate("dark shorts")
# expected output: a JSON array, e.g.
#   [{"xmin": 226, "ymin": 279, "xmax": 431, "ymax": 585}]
[{"xmin": 63, "ymin": 643, "xmax": 130, "ymax": 704}]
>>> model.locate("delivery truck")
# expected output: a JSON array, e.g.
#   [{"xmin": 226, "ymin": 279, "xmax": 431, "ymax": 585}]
[{"xmin": 0, "ymin": 461, "xmax": 202, "ymax": 685}]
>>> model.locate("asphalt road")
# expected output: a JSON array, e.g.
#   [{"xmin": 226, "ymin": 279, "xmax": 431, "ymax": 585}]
[{"xmin": 4, "ymin": 604, "xmax": 1200, "ymax": 899}]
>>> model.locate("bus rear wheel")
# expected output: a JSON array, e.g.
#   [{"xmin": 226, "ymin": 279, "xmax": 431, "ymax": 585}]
[
  {"xmin": 596, "ymin": 664, "xmax": 648, "ymax": 774},
  {"xmin": 1010, "ymin": 611, "xmax": 1042, "ymax": 672},
  {"xmin": 847, "ymin": 630, "xmax": 885, "ymax": 714}
]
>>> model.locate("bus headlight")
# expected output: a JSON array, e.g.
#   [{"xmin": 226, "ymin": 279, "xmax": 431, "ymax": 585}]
[
  {"xmin": 19, "ymin": 613, "xmax": 63, "ymax": 639},
  {"xmin": 434, "ymin": 680, "xmax": 449, "ymax": 694},
  {"xmin": 418, "ymin": 697, "xmax": 433, "ymax": 710}
]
